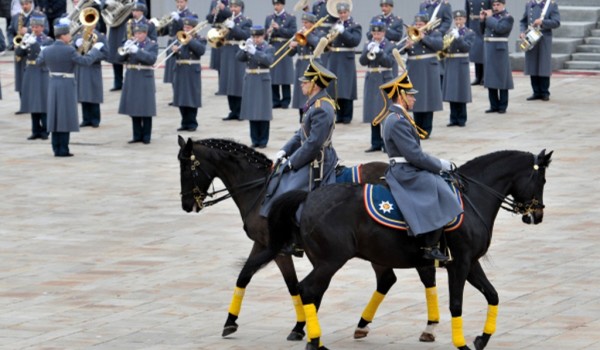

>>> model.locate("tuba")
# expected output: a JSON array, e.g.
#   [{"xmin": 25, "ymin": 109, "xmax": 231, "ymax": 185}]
[
  {"xmin": 102, "ymin": 0, "xmax": 136, "ymax": 28},
  {"xmin": 207, "ymin": 20, "xmax": 231, "ymax": 49},
  {"xmin": 149, "ymin": 14, "xmax": 174, "ymax": 34},
  {"xmin": 67, "ymin": 0, "xmax": 96, "ymax": 36},
  {"xmin": 13, "ymin": 13, "xmax": 24, "ymax": 62},
  {"xmin": 326, "ymin": 0, "xmax": 352, "ymax": 17},
  {"xmin": 78, "ymin": 7, "xmax": 100, "ymax": 54}
]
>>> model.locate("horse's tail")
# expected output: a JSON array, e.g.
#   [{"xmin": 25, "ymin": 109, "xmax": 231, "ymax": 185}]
[{"xmin": 242, "ymin": 190, "xmax": 309, "ymax": 274}]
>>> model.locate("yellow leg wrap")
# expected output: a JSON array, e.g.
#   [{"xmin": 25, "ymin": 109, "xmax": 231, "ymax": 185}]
[
  {"xmin": 292, "ymin": 295, "xmax": 306, "ymax": 322},
  {"xmin": 425, "ymin": 287, "xmax": 440, "ymax": 322},
  {"xmin": 361, "ymin": 291, "xmax": 385, "ymax": 322},
  {"xmin": 483, "ymin": 304, "xmax": 498, "ymax": 335},
  {"xmin": 227, "ymin": 287, "xmax": 245, "ymax": 316},
  {"xmin": 303, "ymin": 303, "xmax": 322, "ymax": 341},
  {"xmin": 451, "ymin": 316, "xmax": 467, "ymax": 348}
]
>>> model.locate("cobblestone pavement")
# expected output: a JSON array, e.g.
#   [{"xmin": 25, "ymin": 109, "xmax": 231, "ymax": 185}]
[{"xmin": 1, "ymin": 52, "xmax": 599, "ymax": 350}]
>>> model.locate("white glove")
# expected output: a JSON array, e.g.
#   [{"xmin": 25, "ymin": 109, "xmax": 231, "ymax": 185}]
[
  {"xmin": 334, "ymin": 23, "xmax": 345, "ymax": 34},
  {"xmin": 128, "ymin": 44, "xmax": 139, "ymax": 54},
  {"xmin": 224, "ymin": 19, "xmax": 235, "ymax": 28},
  {"xmin": 367, "ymin": 41, "xmax": 377, "ymax": 51},
  {"xmin": 25, "ymin": 34, "xmax": 37, "ymax": 45},
  {"xmin": 75, "ymin": 38, "xmax": 84, "ymax": 47},
  {"xmin": 246, "ymin": 44, "xmax": 256, "ymax": 55},
  {"xmin": 451, "ymin": 28, "xmax": 460, "ymax": 39},
  {"xmin": 92, "ymin": 42, "xmax": 104, "ymax": 50},
  {"xmin": 171, "ymin": 11, "xmax": 180, "ymax": 21},
  {"xmin": 372, "ymin": 45, "xmax": 381, "ymax": 54},
  {"xmin": 273, "ymin": 150, "xmax": 286, "ymax": 161},
  {"xmin": 440, "ymin": 159, "xmax": 452, "ymax": 172}
]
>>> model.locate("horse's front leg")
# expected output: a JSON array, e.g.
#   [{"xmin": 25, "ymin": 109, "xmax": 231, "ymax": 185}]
[
  {"xmin": 446, "ymin": 258, "xmax": 473, "ymax": 350},
  {"xmin": 274, "ymin": 254, "xmax": 306, "ymax": 341},
  {"xmin": 466, "ymin": 261, "xmax": 499, "ymax": 350},
  {"xmin": 222, "ymin": 242, "xmax": 265, "ymax": 337},
  {"xmin": 354, "ymin": 264, "xmax": 397, "ymax": 339},
  {"xmin": 416, "ymin": 265, "xmax": 440, "ymax": 343}
]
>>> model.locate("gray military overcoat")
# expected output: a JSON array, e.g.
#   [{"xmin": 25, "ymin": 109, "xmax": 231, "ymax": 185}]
[
  {"xmin": 266, "ymin": 10, "xmax": 296, "ymax": 85},
  {"xmin": 8, "ymin": 11, "xmax": 48, "ymax": 92},
  {"xmin": 466, "ymin": 0, "xmax": 492, "ymax": 64},
  {"xmin": 260, "ymin": 89, "xmax": 338, "ymax": 217},
  {"xmin": 326, "ymin": 18, "xmax": 361, "ymax": 100},
  {"xmin": 519, "ymin": 0, "xmax": 560, "ymax": 77},
  {"xmin": 162, "ymin": 8, "xmax": 193, "ymax": 84},
  {"xmin": 420, "ymin": 0, "xmax": 454, "ymax": 33},
  {"xmin": 359, "ymin": 38, "xmax": 394, "ymax": 123},
  {"xmin": 74, "ymin": 31, "xmax": 107, "ymax": 104},
  {"xmin": 482, "ymin": 10, "xmax": 514, "ymax": 90},
  {"xmin": 403, "ymin": 31, "xmax": 443, "ymax": 113},
  {"xmin": 206, "ymin": 2, "xmax": 232, "ymax": 71},
  {"xmin": 290, "ymin": 31, "xmax": 320, "ymax": 109},
  {"xmin": 367, "ymin": 13, "xmax": 404, "ymax": 77},
  {"xmin": 117, "ymin": 38, "xmax": 158, "ymax": 117},
  {"xmin": 237, "ymin": 42, "xmax": 274, "ymax": 121},
  {"xmin": 172, "ymin": 37, "xmax": 206, "ymax": 108},
  {"xmin": 443, "ymin": 28, "xmax": 475, "ymax": 103},
  {"xmin": 382, "ymin": 104, "xmax": 463, "ymax": 235},
  {"xmin": 16, "ymin": 34, "xmax": 53, "ymax": 113},
  {"xmin": 218, "ymin": 13, "xmax": 251, "ymax": 97}
]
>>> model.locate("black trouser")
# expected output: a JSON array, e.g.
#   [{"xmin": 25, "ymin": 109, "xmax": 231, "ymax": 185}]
[
  {"xmin": 474, "ymin": 63, "xmax": 484, "ymax": 84},
  {"xmin": 298, "ymin": 109, "xmax": 304, "ymax": 124},
  {"xmin": 227, "ymin": 95, "xmax": 242, "ymax": 119},
  {"xmin": 336, "ymin": 98, "xmax": 353, "ymax": 123},
  {"xmin": 81, "ymin": 102, "xmax": 101, "ymax": 126},
  {"xmin": 51, "ymin": 132, "xmax": 70, "ymax": 156},
  {"xmin": 488, "ymin": 88, "xmax": 509, "ymax": 112},
  {"xmin": 249, "ymin": 120, "xmax": 270, "ymax": 147},
  {"xmin": 131, "ymin": 116, "xmax": 152, "ymax": 142},
  {"xmin": 31, "ymin": 113, "xmax": 48, "ymax": 138},
  {"xmin": 449, "ymin": 102, "xmax": 467, "ymax": 126},
  {"xmin": 272, "ymin": 84, "xmax": 291, "ymax": 108},
  {"xmin": 370, "ymin": 123, "xmax": 383, "ymax": 149},
  {"xmin": 419, "ymin": 228, "xmax": 444, "ymax": 248},
  {"xmin": 112, "ymin": 63, "xmax": 123, "ymax": 89},
  {"xmin": 530, "ymin": 75, "xmax": 550, "ymax": 97},
  {"xmin": 179, "ymin": 106, "xmax": 198, "ymax": 129},
  {"xmin": 413, "ymin": 112, "xmax": 434, "ymax": 136}
]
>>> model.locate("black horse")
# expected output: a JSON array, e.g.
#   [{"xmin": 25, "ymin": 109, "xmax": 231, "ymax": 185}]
[
  {"xmin": 243, "ymin": 149, "xmax": 552, "ymax": 350},
  {"xmin": 178, "ymin": 137, "xmax": 444, "ymax": 342}
]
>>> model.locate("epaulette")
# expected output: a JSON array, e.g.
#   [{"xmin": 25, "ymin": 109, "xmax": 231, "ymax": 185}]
[{"xmin": 316, "ymin": 96, "xmax": 335, "ymax": 109}]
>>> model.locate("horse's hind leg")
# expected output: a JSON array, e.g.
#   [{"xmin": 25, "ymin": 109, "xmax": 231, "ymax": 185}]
[
  {"xmin": 274, "ymin": 254, "xmax": 305, "ymax": 341},
  {"xmin": 466, "ymin": 261, "xmax": 499, "ymax": 350},
  {"xmin": 354, "ymin": 264, "xmax": 397, "ymax": 339},
  {"xmin": 416, "ymin": 265, "xmax": 440, "ymax": 343}
]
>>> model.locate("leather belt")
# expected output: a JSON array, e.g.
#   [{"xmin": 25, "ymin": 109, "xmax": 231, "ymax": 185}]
[
  {"xmin": 329, "ymin": 47, "xmax": 355, "ymax": 52},
  {"xmin": 126, "ymin": 64, "xmax": 154, "ymax": 70},
  {"xmin": 177, "ymin": 60, "xmax": 201, "ymax": 65},
  {"xmin": 445, "ymin": 53, "xmax": 469, "ymax": 58},
  {"xmin": 366, "ymin": 67, "xmax": 392, "ymax": 73},
  {"xmin": 484, "ymin": 37, "xmax": 508, "ymax": 42},
  {"xmin": 270, "ymin": 37, "xmax": 287, "ymax": 42},
  {"xmin": 224, "ymin": 40, "xmax": 243, "ymax": 46},
  {"xmin": 389, "ymin": 157, "xmax": 408, "ymax": 165},
  {"xmin": 470, "ymin": 15, "xmax": 480, "ymax": 19},
  {"xmin": 49, "ymin": 72, "xmax": 74, "ymax": 78},
  {"xmin": 297, "ymin": 54, "xmax": 314, "ymax": 60},
  {"xmin": 407, "ymin": 53, "xmax": 437, "ymax": 60},
  {"xmin": 246, "ymin": 68, "xmax": 270, "ymax": 74}
]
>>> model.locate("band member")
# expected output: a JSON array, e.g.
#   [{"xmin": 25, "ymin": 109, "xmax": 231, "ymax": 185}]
[
  {"xmin": 400, "ymin": 13, "xmax": 443, "ymax": 138},
  {"xmin": 37, "ymin": 0, "xmax": 66, "ymax": 38},
  {"xmin": 419, "ymin": 0, "xmax": 453, "ymax": 33},
  {"xmin": 160, "ymin": 0, "xmax": 193, "ymax": 86},
  {"xmin": 443, "ymin": 10, "xmax": 475, "ymax": 127},
  {"xmin": 7, "ymin": 0, "xmax": 48, "ymax": 113},
  {"xmin": 311, "ymin": 0, "xmax": 336, "ymax": 65},
  {"xmin": 237, "ymin": 25, "xmax": 274, "ymax": 148},
  {"xmin": 36, "ymin": 19, "xmax": 104, "ymax": 157},
  {"xmin": 481, "ymin": 0, "xmax": 514, "ymax": 114},
  {"xmin": 373, "ymin": 71, "xmax": 463, "ymax": 261},
  {"xmin": 520, "ymin": 0, "xmax": 560, "ymax": 101},
  {"xmin": 290, "ymin": 12, "xmax": 321, "ymax": 122},
  {"xmin": 219, "ymin": 0, "xmax": 251, "ymax": 121},
  {"xmin": 15, "ymin": 16, "xmax": 52, "ymax": 140},
  {"xmin": 266, "ymin": 0, "xmax": 296, "ymax": 109},
  {"xmin": 360, "ymin": 21, "xmax": 394, "ymax": 153},
  {"xmin": 117, "ymin": 22, "xmax": 158, "ymax": 144},
  {"xmin": 73, "ymin": 20, "xmax": 108, "ymax": 128},
  {"xmin": 466, "ymin": 0, "xmax": 492, "ymax": 85},
  {"xmin": 261, "ymin": 59, "xmax": 338, "ymax": 218},
  {"xmin": 0, "ymin": 29, "xmax": 5, "ymax": 99},
  {"xmin": 205, "ymin": 0, "xmax": 231, "ymax": 84},
  {"xmin": 172, "ymin": 16, "xmax": 206, "ymax": 132},
  {"xmin": 130, "ymin": 2, "xmax": 157, "ymax": 41},
  {"xmin": 327, "ymin": 1, "xmax": 361, "ymax": 124},
  {"xmin": 367, "ymin": 0, "xmax": 403, "ymax": 76},
  {"xmin": 106, "ymin": 0, "xmax": 135, "ymax": 92}
]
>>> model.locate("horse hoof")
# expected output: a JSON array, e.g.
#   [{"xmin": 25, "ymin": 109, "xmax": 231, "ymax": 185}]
[
  {"xmin": 287, "ymin": 330, "xmax": 305, "ymax": 341},
  {"xmin": 419, "ymin": 332, "xmax": 435, "ymax": 342},
  {"xmin": 474, "ymin": 333, "xmax": 491, "ymax": 350},
  {"xmin": 354, "ymin": 326, "xmax": 370, "ymax": 339},
  {"xmin": 222, "ymin": 325, "xmax": 238, "ymax": 337},
  {"xmin": 305, "ymin": 343, "xmax": 319, "ymax": 350}
]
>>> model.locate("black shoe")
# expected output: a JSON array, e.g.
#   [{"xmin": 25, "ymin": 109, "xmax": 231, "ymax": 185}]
[
  {"xmin": 177, "ymin": 127, "xmax": 187, "ymax": 131},
  {"xmin": 364, "ymin": 146, "xmax": 382, "ymax": 153},
  {"xmin": 15, "ymin": 110, "xmax": 26, "ymax": 115},
  {"xmin": 80, "ymin": 123, "xmax": 92, "ymax": 127},
  {"xmin": 222, "ymin": 116, "xmax": 239, "ymax": 121},
  {"xmin": 257, "ymin": 145, "xmax": 267, "ymax": 149},
  {"xmin": 422, "ymin": 247, "xmax": 449, "ymax": 262},
  {"xmin": 470, "ymin": 79, "xmax": 481, "ymax": 86},
  {"xmin": 109, "ymin": 87, "xmax": 122, "ymax": 92},
  {"xmin": 541, "ymin": 95, "xmax": 549, "ymax": 101},
  {"xmin": 497, "ymin": 110, "xmax": 506, "ymax": 114},
  {"xmin": 27, "ymin": 134, "xmax": 39, "ymax": 140},
  {"xmin": 55, "ymin": 153, "xmax": 74, "ymax": 157},
  {"xmin": 92, "ymin": 125, "xmax": 99, "ymax": 128},
  {"xmin": 457, "ymin": 123, "xmax": 466, "ymax": 127},
  {"xmin": 128, "ymin": 139, "xmax": 142, "ymax": 144},
  {"xmin": 40, "ymin": 134, "xmax": 49, "ymax": 140},
  {"xmin": 526, "ymin": 95, "xmax": 541, "ymax": 101},
  {"xmin": 484, "ymin": 109, "xmax": 498, "ymax": 114},
  {"xmin": 143, "ymin": 140, "xmax": 151, "ymax": 144},
  {"xmin": 447, "ymin": 122, "xmax": 459, "ymax": 127}
]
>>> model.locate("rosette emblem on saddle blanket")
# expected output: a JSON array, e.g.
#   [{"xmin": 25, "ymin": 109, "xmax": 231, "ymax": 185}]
[{"xmin": 364, "ymin": 181, "xmax": 464, "ymax": 231}]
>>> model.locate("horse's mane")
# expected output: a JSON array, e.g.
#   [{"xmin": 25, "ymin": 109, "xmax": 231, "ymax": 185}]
[
  {"xmin": 459, "ymin": 150, "xmax": 532, "ymax": 172},
  {"xmin": 195, "ymin": 138, "xmax": 273, "ymax": 169}
]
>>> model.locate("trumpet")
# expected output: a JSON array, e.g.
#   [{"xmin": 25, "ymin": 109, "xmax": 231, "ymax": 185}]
[
  {"xmin": 18, "ymin": 33, "xmax": 32, "ymax": 49},
  {"xmin": 239, "ymin": 38, "xmax": 253, "ymax": 50},
  {"xmin": 118, "ymin": 39, "xmax": 136, "ymax": 55},
  {"xmin": 366, "ymin": 41, "xmax": 381, "ymax": 60},
  {"xmin": 437, "ymin": 26, "xmax": 458, "ymax": 60}
]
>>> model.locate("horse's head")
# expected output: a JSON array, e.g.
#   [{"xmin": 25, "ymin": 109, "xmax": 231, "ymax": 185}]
[
  {"xmin": 178, "ymin": 136, "xmax": 213, "ymax": 213},
  {"xmin": 511, "ymin": 149, "xmax": 553, "ymax": 225}
]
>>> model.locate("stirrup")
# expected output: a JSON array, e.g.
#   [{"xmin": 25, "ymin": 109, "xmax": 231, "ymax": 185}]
[{"xmin": 422, "ymin": 247, "xmax": 449, "ymax": 262}]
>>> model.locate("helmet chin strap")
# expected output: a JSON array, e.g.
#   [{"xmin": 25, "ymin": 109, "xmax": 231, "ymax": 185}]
[{"xmin": 400, "ymin": 89, "xmax": 409, "ymax": 106}]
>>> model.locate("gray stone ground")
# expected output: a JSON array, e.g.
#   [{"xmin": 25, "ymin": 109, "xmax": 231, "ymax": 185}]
[{"xmin": 1, "ymin": 51, "xmax": 600, "ymax": 350}]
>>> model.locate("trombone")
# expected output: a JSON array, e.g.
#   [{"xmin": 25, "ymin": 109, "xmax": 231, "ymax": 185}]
[
  {"xmin": 153, "ymin": 20, "xmax": 209, "ymax": 69},
  {"xmin": 396, "ymin": 18, "xmax": 441, "ymax": 51},
  {"xmin": 269, "ymin": 15, "xmax": 329, "ymax": 68}
]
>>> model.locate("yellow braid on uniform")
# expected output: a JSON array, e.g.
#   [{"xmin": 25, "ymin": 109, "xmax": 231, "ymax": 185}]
[
  {"xmin": 483, "ymin": 304, "xmax": 498, "ymax": 334},
  {"xmin": 451, "ymin": 316, "xmax": 467, "ymax": 347},
  {"xmin": 425, "ymin": 286, "xmax": 440, "ymax": 322},
  {"xmin": 227, "ymin": 286, "xmax": 245, "ymax": 316},
  {"xmin": 361, "ymin": 291, "xmax": 385, "ymax": 322},
  {"xmin": 303, "ymin": 303, "xmax": 321, "ymax": 341},
  {"xmin": 292, "ymin": 295, "xmax": 306, "ymax": 322}
]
